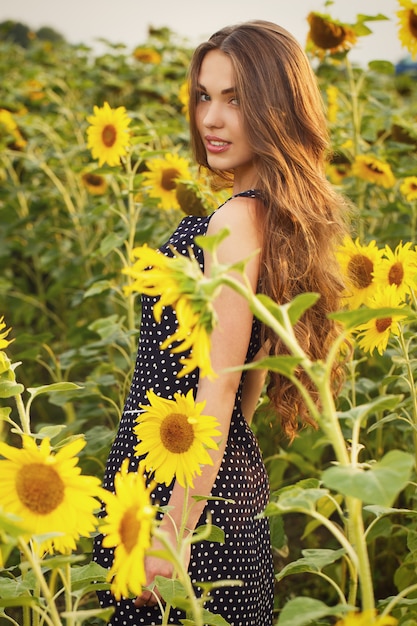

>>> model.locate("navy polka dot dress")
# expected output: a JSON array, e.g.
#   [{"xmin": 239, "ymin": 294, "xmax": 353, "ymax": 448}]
[{"xmin": 93, "ymin": 191, "xmax": 274, "ymax": 625}]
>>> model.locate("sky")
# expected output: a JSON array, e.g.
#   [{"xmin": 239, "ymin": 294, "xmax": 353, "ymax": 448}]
[{"xmin": 0, "ymin": 0, "xmax": 407, "ymax": 66}]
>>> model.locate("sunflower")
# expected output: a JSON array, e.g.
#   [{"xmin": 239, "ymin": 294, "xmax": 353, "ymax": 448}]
[
  {"xmin": 142, "ymin": 152, "xmax": 191, "ymax": 210},
  {"xmin": 307, "ymin": 12, "xmax": 357, "ymax": 58},
  {"xmin": 123, "ymin": 244, "xmax": 182, "ymax": 321},
  {"xmin": 0, "ymin": 436, "xmax": 103, "ymax": 554},
  {"xmin": 176, "ymin": 182, "xmax": 207, "ymax": 216},
  {"xmin": 400, "ymin": 175, "xmax": 417, "ymax": 201},
  {"xmin": 24, "ymin": 79, "xmax": 45, "ymax": 102},
  {"xmin": 335, "ymin": 610, "xmax": 397, "ymax": 626},
  {"xmin": 81, "ymin": 171, "xmax": 108, "ymax": 195},
  {"xmin": 372, "ymin": 241, "xmax": 417, "ymax": 300},
  {"xmin": 337, "ymin": 237, "xmax": 384, "ymax": 309},
  {"xmin": 355, "ymin": 285, "xmax": 407, "ymax": 356},
  {"xmin": 351, "ymin": 154, "xmax": 396, "ymax": 189},
  {"xmin": 86, "ymin": 101, "xmax": 131, "ymax": 167},
  {"xmin": 100, "ymin": 458, "xmax": 155, "ymax": 600},
  {"xmin": 160, "ymin": 297, "xmax": 213, "ymax": 379},
  {"xmin": 0, "ymin": 316, "xmax": 13, "ymax": 350},
  {"xmin": 123, "ymin": 244, "xmax": 218, "ymax": 378},
  {"xmin": 397, "ymin": 0, "xmax": 417, "ymax": 59},
  {"xmin": 0, "ymin": 109, "xmax": 26, "ymax": 149},
  {"xmin": 326, "ymin": 162, "xmax": 352, "ymax": 185},
  {"xmin": 134, "ymin": 389, "xmax": 221, "ymax": 488},
  {"xmin": 132, "ymin": 46, "xmax": 162, "ymax": 64}
]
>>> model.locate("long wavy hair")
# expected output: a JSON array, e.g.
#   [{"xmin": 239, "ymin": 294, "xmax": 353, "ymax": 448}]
[{"xmin": 188, "ymin": 20, "xmax": 350, "ymax": 440}]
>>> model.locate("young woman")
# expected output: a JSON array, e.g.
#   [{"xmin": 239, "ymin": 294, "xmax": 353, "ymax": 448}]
[{"xmin": 94, "ymin": 20, "xmax": 348, "ymax": 625}]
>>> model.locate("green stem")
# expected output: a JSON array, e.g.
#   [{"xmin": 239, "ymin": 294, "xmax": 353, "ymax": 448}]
[
  {"xmin": 345, "ymin": 497, "xmax": 375, "ymax": 615},
  {"xmin": 345, "ymin": 57, "xmax": 363, "ymax": 157},
  {"xmin": 19, "ymin": 540, "xmax": 62, "ymax": 626},
  {"xmin": 64, "ymin": 562, "xmax": 74, "ymax": 626},
  {"xmin": 153, "ymin": 526, "xmax": 204, "ymax": 626},
  {"xmin": 313, "ymin": 571, "xmax": 347, "ymax": 604},
  {"xmin": 14, "ymin": 392, "xmax": 31, "ymax": 435},
  {"xmin": 397, "ymin": 327, "xmax": 417, "ymax": 470},
  {"xmin": 381, "ymin": 581, "xmax": 417, "ymax": 617},
  {"xmin": 306, "ymin": 509, "xmax": 358, "ymax": 568}
]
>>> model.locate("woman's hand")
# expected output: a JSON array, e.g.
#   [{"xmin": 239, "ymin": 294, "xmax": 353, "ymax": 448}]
[
  {"xmin": 134, "ymin": 546, "xmax": 174, "ymax": 608},
  {"xmin": 134, "ymin": 532, "xmax": 191, "ymax": 608}
]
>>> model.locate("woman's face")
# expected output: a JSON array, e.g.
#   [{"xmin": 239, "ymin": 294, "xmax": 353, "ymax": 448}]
[{"xmin": 195, "ymin": 49, "xmax": 257, "ymax": 192}]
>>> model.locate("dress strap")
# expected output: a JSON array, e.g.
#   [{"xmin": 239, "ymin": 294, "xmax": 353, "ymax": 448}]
[{"xmin": 232, "ymin": 189, "xmax": 263, "ymax": 200}]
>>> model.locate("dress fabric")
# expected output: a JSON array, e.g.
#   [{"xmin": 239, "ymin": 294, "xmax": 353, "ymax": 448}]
[{"xmin": 93, "ymin": 190, "xmax": 274, "ymax": 626}]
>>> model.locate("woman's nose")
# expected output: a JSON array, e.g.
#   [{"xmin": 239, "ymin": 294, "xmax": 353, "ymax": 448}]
[{"xmin": 203, "ymin": 103, "xmax": 223, "ymax": 128}]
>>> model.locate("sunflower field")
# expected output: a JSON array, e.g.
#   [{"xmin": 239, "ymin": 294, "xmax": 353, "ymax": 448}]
[{"xmin": 2, "ymin": 2, "xmax": 417, "ymax": 625}]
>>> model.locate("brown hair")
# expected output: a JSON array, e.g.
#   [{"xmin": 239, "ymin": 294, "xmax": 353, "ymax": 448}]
[{"xmin": 188, "ymin": 21, "xmax": 350, "ymax": 440}]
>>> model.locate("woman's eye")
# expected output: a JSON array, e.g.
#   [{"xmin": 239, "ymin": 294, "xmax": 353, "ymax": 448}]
[
  {"xmin": 230, "ymin": 97, "xmax": 239, "ymax": 106},
  {"xmin": 199, "ymin": 93, "xmax": 210, "ymax": 102}
]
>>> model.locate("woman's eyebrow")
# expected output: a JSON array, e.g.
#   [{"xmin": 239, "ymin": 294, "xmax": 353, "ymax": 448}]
[{"xmin": 197, "ymin": 82, "xmax": 236, "ymax": 95}]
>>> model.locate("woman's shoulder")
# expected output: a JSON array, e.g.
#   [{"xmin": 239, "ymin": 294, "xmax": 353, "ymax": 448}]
[
  {"xmin": 209, "ymin": 189, "xmax": 261, "ymax": 230},
  {"xmin": 207, "ymin": 189, "xmax": 262, "ymax": 252}
]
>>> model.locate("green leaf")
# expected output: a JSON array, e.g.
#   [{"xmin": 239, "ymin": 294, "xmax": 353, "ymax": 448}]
[
  {"xmin": 195, "ymin": 228, "xmax": 230, "ymax": 254},
  {"xmin": 263, "ymin": 486, "xmax": 329, "ymax": 516},
  {"xmin": 99, "ymin": 232, "xmax": 126, "ymax": 256},
  {"xmin": 251, "ymin": 293, "xmax": 285, "ymax": 326},
  {"xmin": 365, "ymin": 504, "xmax": 417, "ymax": 518},
  {"xmin": 329, "ymin": 306, "xmax": 412, "ymax": 330},
  {"xmin": 251, "ymin": 292, "xmax": 319, "ymax": 330},
  {"xmin": 286, "ymin": 293, "xmax": 320, "ymax": 325},
  {"xmin": 270, "ymin": 514, "xmax": 286, "ymax": 551},
  {"xmin": 84, "ymin": 279, "xmax": 114, "ymax": 298},
  {"xmin": 70, "ymin": 562, "xmax": 109, "ymax": 589},
  {"xmin": 322, "ymin": 450, "xmax": 414, "ymax": 506},
  {"xmin": 337, "ymin": 395, "xmax": 401, "ymax": 428},
  {"xmin": 0, "ymin": 380, "xmax": 24, "ymax": 398},
  {"xmin": 154, "ymin": 576, "xmax": 187, "ymax": 605},
  {"xmin": 276, "ymin": 548, "xmax": 346, "ymax": 581},
  {"xmin": 200, "ymin": 608, "xmax": 232, "ymax": 625},
  {"xmin": 368, "ymin": 60, "xmax": 395, "ymax": 75},
  {"xmin": 242, "ymin": 355, "xmax": 301, "ymax": 376},
  {"xmin": 193, "ymin": 523, "xmax": 225, "ymax": 544},
  {"xmin": 276, "ymin": 597, "xmax": 352, "ymax": 625},
  {"xmin": 27, "ymin": 382, "xmax": 83, "ymax": 399}
]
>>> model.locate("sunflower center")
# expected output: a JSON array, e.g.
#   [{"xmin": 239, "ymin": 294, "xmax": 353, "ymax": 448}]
[
  {"xmin": 102, "ymin": 124, "xmax": 117, "ymax": 147},
  {"xmin": 119, "ymin": 506, "xmax": 141, "ymax": 553},
  {"xmin": 388, "ymin": 262, "xmax": 404, "ymax": 286},
  {"xmin": 84, "ymin": 173, "xmax": 104, "ymax": 187},
  {"xmin": 366, "ymin": 162, "xmax": 384, "ymax": 175},
  {"xmin": 376, "ymin": 317, "xmax": 392, "ymax": 333},
  {"xmin": 16, "ymin": 463, "xmax": 65, "ymax": 514},
  {"xmin": 160, "ymin": 412, "xmax": 194, "ymax": 453},
  {"xmin": 409, "ymin": 9, "xmax": 417, "ymax": 38},
  {"xmin": 311, "ymin": 16, "xmax": 346, "ymax": 48},
  {"xmin": 347, "ymin": 254, "xmax": 374, "ymax": 289},
  {"xmin": 161, "ymin": 167, "xmax": 179, "ymax": 191}
]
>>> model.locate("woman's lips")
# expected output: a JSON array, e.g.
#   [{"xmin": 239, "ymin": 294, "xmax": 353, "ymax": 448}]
[{"xmin": 205, "ymin": 136, "xmax": 231, "ymax": 153}]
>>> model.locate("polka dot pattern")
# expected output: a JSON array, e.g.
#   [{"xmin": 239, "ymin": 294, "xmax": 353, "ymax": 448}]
[{"xmin": 93, "ymin": 191, "xmax": 274, "ymax": 625}]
